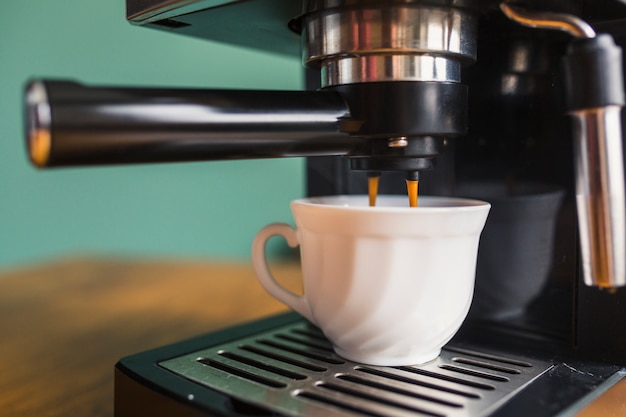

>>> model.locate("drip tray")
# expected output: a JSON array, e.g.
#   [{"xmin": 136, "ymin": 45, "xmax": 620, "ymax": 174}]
[{"xmin": 160, "ymin": 321, "xmax": 553, "ymax": 417}]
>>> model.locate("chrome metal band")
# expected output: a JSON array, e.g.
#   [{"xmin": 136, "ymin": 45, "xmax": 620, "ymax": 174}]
[
  {"xmin": 572, "ymin": 105, "xmax": 626, "ymax": 287},
  {"xmin": 321, "ymin": 55, "xmax": 461, "ymax": 87},
  {"xmin": 302, "ymin": 5, "xmax": 477, "ymax": 65}
]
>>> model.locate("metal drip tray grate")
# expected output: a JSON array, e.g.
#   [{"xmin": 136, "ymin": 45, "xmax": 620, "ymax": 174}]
[{"xmin": 160, "ymin": 321, "xmax": 553, "ymax": 417}]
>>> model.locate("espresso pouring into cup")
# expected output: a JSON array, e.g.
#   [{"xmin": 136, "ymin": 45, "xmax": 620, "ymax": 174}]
[
  {"xmin": 252, "ymin": 195, "xmax": 490, "ymax": 366},
  {"xmin": 19, "ymin": 2, "xmax": 626, "ymax": 414}
]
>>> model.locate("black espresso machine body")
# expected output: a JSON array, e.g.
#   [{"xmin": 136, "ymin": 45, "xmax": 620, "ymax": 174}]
[{"xmin": 22, "ymin": 0, "xmax": 626, "ymax": 416}]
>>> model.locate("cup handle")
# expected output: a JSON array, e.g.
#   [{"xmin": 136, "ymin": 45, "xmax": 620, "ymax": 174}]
[{"xmin": 252, "ymin": 223, "xmax": 313, "ymax": 322}]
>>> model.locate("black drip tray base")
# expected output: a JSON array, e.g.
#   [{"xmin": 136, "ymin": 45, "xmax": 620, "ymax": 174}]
[{"xmin": 114, "ymin": 313, "xmax": 623, "ymax": 417}]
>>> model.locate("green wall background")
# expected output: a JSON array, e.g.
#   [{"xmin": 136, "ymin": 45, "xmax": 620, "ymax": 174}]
[{"xmin": 0, "ymin": 1, "xmax": 305, "ymax": 270}]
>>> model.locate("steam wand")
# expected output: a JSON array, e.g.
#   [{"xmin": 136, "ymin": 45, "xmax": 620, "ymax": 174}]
[{"xmin": 501, "ymin": 3, "xmax": 626, "ymax": 288}]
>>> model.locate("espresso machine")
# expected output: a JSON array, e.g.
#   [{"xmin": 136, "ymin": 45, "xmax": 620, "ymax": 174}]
[{"xmin": 24, "ymin": 0, "xmax": 626, "ymax": 416}]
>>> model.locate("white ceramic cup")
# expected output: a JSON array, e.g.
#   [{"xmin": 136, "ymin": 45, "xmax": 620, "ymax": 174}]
[{"xmin": 252, "ymin": 195, "xmax": 490, "ymax": 366}]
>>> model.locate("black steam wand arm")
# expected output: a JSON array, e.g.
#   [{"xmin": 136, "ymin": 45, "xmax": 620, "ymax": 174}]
[{"xmin": 24, "ymin": 80, "xmax": 360, "ymax": 167}]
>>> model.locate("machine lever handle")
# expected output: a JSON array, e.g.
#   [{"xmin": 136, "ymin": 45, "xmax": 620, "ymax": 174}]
[{"xmin": 24, "ymin": 80, "xmax": 358, "ymax": 168}]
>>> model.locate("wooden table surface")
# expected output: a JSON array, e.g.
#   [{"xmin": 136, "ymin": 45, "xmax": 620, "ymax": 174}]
[
  {"xmin": 0, "ymin": 257, "xmax": 622, "ymax": 417},
  {"xmin": 0, "ymin": 257, "xmax": 299, "ymax": 417}
]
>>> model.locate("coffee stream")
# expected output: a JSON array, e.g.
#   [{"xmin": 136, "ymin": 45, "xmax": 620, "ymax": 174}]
[
  {"xmin": 368, "ymin": 175, "xmax": 380, "ymax": 207},
  {"xmin": 367, "ymin": 174, "xmax": 419, "ymax": 207},
  {"xmin": 406, "ymin": 179, "xmax": 419, "ymax": 207}
]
